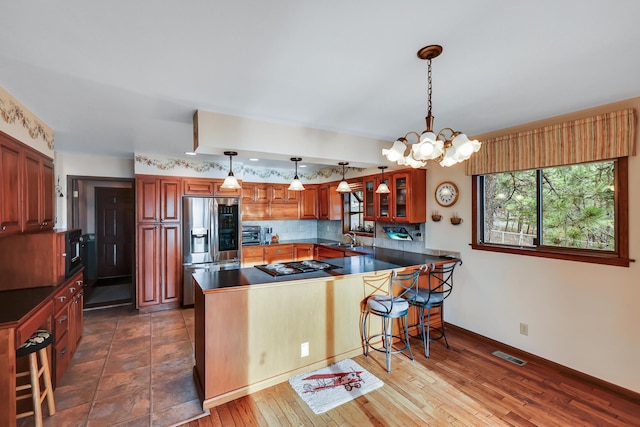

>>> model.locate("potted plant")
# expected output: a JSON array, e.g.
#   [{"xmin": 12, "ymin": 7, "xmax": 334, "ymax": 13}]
[
  {"xmin": 431, "ymin": 210, "xmax": 442, "ymax": 222},
  {"xmin": 450, "ymin": 213, "xmax": 462, "ymax": 225}
]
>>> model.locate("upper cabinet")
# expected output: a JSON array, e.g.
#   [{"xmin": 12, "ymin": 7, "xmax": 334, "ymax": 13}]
[
  {"xmin": 0, "ymin": 136, "xmax": 22, "ymax": 235},
  {"xmin": 391, "ymin": 169, "xmax": 426, "ymax": 223},
  {"xmin": 362, "ymin": 168, "xmax": 426, "ymax": 223},
  {"xmin": 299, "ymin": 185, "xmax": 318, "ymax": 219},
  {"xmin": 136, "ymin": 175, "xmax": 183, "ymax": 223},
  {"xmin": 183, "ymin": 178, "xmax": 241, "ymax": 197},
  {"xmin": 318, "ymin": 184, "xmax": 342, "ymax": 220},
  {"xmin": 242, "ymin": 182, "xmax": 299, "ymax": 220},
  {"xmin": 0, "ymin": 132, "xmax": 54, "ymax": 236}
]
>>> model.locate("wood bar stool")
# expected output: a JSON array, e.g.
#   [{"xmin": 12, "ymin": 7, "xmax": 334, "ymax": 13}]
[{"xmin": 16, "ymin": 330, "xmax": 56, "ymax": 427}]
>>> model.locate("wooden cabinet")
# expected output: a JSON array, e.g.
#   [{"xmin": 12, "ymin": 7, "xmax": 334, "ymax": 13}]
[
  {"xmin": 390, "ymin": 169, "xmax": 426, "ymax": 223},
  {"xmin": 0, "ymin": 132, "xmax": 54, "ymax": 236},
  {"xmin": 0, "ymin": 136, "xmax": 22, "ymax": 235},
  {"xmin": 318, "ymin": 183, "xmax": 342, "ymax": 220},
  {"xmin": 136, "ymin": 176, "xmax": 182, "ymax": 223},
  {"xmin": 315, "ymin": 246, "xmax": 345, "ymax": 260},
  {"xmin": 264, "ymin": 244, "xmax": 294, "ymax": 264},
  {"xmin": 0, "ymin": 230, "xmax": 66, "ymax": 291},
  {"xmin": 270, "ymin": 184, "xmax": 298, "ymax": 204},
  {"xmin": 136, "ymin": 223, "xmax": 182, "ymax": 307},
  {"xmin": 299, "ymin": 185, "xmax": 319, "ymax": 219},
  {"xmin": 242, "ymin": 245, "xmax": 265, "ymax": 267},
  {"xmin": 294, "ymin": 244, "xmax": 314, "ymax": 261},
  {"xmin": 363, "ymin": 177, "xmax": 376, "ymax": 222},
  {"xmin": 22, "ymin": 149, "xmax": 54, "ymax": 232},
  {"xmin": 183, "ymin": 178, "xmax": 242, "ymax": 197},
  {"xmin": 53, "ymin": 270, "xmax": 84, "ymax": 386},
  {"xmin": 135, "ymin": 175, "xmax": 183, "ymax": 310},
  {"xmin": 242, "ymin": 182, "xmax": 298, "ymax": 220}
]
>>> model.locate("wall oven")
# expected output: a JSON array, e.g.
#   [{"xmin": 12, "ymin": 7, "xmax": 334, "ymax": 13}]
[{"xmin": 66, "ymin": 229, "xmax": 84, "ymax": 278}]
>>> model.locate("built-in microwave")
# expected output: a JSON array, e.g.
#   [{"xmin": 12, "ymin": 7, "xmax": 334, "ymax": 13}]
[{"xmin": 65, "ymin": 229, "xmax": 84, "ymax": 278}]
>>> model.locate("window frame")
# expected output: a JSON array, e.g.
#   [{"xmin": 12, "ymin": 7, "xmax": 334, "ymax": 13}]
[{"xmin": 471, "ymin": 157, "xmax": 630, "ymax": 267}]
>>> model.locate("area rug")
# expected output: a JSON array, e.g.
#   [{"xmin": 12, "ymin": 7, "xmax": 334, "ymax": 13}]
[{"xmin": 289, "ymin": 359, "xmax": 384, "ymax": 414}]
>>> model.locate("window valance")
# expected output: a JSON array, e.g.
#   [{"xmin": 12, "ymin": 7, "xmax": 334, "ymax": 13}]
[{"xmin": 465, "ymin": 108, "xmax": 636, "ymax": 175}]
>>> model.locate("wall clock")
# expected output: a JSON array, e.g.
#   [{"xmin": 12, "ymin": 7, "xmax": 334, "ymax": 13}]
[{"xmin": 435, "ymin": 181, "xmax": 459, "ymax": 207}]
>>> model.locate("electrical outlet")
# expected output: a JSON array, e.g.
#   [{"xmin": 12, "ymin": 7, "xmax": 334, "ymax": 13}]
[
  {"xmin": 301, "ymin": 342, "xmax": 309, "ymax": 357},
  {"xmin": 519, "ymin": 323, "xmax": 529, "ymax": 336}
]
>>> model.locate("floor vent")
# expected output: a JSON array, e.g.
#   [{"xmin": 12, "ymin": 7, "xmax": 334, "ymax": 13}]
[{"xmin": 492, "ymin": 350, "xmax": 527, "ymax": 366}]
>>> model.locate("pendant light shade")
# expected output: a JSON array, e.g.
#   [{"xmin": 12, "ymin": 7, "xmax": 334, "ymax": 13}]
[
  {"xmin": 220, "ymin": 151, "xmax": 241, "ymax": 189},
  {"xmin": 375, "ymin": 166, "xmax": 390, "ymax": 194},
  {"xmin": 336, "ymin": 162, "xmax": 351, "ymax": 193},
  {"xmin": 288, "ymin": 157, "xmax": 305, "ymax": 191}
]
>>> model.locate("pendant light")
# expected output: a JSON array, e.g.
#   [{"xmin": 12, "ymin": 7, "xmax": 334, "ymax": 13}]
[
  {"xmin": 220, "ymin": 151, "xmax": 241, "ymax": 189},
  {"xmin": 382, "ymin": 44, "xmax": 481, "ymax": 168},
  {"xmin": 375, "ymin": 166, "xmax": 390, "ymax": 193},
  {"xmin": 288, "ymin": 157, "xmax": 305, "ymax": 191},
  {"xmin": 336, "ymin": 162, "xmax": 351, "ymax": 193}
]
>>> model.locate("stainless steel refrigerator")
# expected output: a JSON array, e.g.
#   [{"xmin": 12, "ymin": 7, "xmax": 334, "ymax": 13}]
[{"xmin": 182, "ymin": 196, "xmax": 240, "ymax": 306}]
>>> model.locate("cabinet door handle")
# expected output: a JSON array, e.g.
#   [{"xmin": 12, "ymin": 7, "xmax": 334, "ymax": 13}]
[
  {"xmin": 60, "ymin": 347, "xmax": 67, "ymax": 355},
  {"xmin": 62, "ymin": 252, "xmax": 67, "ymax": 257},
  {"xmin": 77, "ymin": 280, "xmax": 83, "ymax": 286},
  {"xmin": 69, "ymin": 287, "xmax": 76, "ymax": 293},
  {"xmin": 59, "ymin": 315, "xmax": 68, "ymax": 324},
  {"xmin": 1, "ymin": 225, "xmax": 6, "ymax": 231},
  {"xmin": 59, "ymin": 296, "xmax": 66, "ymax": 303}
]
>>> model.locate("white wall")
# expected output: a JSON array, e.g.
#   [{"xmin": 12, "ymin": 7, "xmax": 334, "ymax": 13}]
[{"xmin": 423, "ymin": 109, "xmax": 640, "ymax": 394}]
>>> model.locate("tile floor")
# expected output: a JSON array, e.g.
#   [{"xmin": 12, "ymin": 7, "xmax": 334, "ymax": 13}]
[{"xmin": 18, "ymin": 305, "xmax": 208, "ymax": 427}]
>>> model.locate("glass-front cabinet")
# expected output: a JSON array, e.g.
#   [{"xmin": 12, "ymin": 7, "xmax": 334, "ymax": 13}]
[
  {"xmin": 378, "ymin": 177, "xmax": 391, "ymax": 221},
  {"xmin": 363, "ymin": 178, "xmax": 376, "ymax": 221},
  {"xmin": 392, "ymin": 173, "xmax": 409, "ymax": 221}
]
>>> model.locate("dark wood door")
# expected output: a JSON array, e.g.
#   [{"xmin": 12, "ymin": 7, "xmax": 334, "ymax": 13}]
[{"xmin": 96, "ymin": 187, "xmax": 134, "ymax": 278}]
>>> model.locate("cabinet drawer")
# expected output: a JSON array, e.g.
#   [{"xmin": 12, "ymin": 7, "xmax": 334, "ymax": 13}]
[
  {"xmin": 264, "ymin": 244, "xmax": 293, "ymax": 255},
  {"xmin": 242, "ymin": 246, "xmax": 264, "ymax": 258},
  {"xmin": 53, "ymin": 283, "xmax": 72, "ymax": 313},
  {"xmin": 54, "ymin": 304, "xmax": 70, "ymax": 342}
]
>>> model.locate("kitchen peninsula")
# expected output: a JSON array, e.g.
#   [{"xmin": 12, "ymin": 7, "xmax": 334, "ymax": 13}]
[{"xmin": 192, "ymin": 244, "xmax": 458, "ymax": 409}]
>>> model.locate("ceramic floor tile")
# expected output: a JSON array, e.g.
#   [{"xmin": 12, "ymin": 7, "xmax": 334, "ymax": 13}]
[
  {"xmin": 57, "ymin": 358, "xmax": 105, "ymax": 388},
  {"xmin": 50, "ymin": 307, "xmax": 201, "ymax": 427},
  {"xmin": 151, "ymin": 354, "xmax": 194, "ymax": 384},
  {"xmin": 151, "ymin": 325, "xmax": 190, "ymax": 342},
  {"xmin": 103, "ymin": 348, "xmax": 151, "ymax": 375},
  {"xmin": 150, "ymin": 318, "xmax": 186, "ymax": 333},
  {"xmin": 88, "ymin": 387, "xmax": 151, "ymax": 427},
  {"xmin": 152, "ymin": 340, "xmax": 193, "ymax": 363},
  {"xmin": 110, "ymin": 335, "xmax": 151, "ymax": 356},
  {"xmin": 152, "ymin": 374, "xmax": 199, "ymax": 412},
  {"xmin": 95, "ymin": 366, "xmax": 151, "ymax": 400},
  {"xmin": 113, "ymin": 322, "xmax": 151, "ymax": 341}
]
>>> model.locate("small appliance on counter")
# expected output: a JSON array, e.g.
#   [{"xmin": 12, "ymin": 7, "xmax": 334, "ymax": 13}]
[
  {"xmin": 182, "ymin": 197, "xmax": 241, "ymax": 306},
  {"xmin": 241, "ymin": 225, "xmax": 262, "ymax": 246}
]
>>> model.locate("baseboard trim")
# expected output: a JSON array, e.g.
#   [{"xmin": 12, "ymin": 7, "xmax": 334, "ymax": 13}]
[{"xmin": 446, "ymin": 322, "xmax": 640, "ymax": 404}]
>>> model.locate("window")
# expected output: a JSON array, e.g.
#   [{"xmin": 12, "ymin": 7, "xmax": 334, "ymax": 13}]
[
  {"xmin": 472, "ymin": 158, "xmax": 629, "ymax": 266},
  {"xmin": 347, "ymin": 190, "xmax": 374, "ymax": 234}
]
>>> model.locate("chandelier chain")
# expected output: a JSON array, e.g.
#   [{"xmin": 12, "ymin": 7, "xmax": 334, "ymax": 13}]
[{"xmin": 427, "ymin": 58, "xmax": 433, "ymax": 115}]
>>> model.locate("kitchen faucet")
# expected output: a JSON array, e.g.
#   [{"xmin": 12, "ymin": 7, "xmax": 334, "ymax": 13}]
[{"xmin": 344, "ymin": 232, "xmax": 357, "ymax": 247}]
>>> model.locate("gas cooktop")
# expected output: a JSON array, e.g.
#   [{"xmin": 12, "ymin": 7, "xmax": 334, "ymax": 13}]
[{"xmin": 255, "ymin": 260, "xmax": 340, "ymax": 277}]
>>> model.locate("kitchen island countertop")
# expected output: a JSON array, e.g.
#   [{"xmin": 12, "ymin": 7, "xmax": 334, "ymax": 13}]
[{"xmin": 194, "ymin": 245, "xmax": 459, "ymax": 292}]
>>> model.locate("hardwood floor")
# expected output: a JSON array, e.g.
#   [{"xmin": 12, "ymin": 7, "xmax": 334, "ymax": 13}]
[{"xmin": 183, "ymin": 327, "xmax": 640, "ymax": 426}]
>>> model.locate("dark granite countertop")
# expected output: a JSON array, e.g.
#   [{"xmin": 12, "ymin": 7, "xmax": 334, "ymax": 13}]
[
  {"xmin": 0, "ymin": 286, "xmax": 56, "ymax": 327},
  {"xmin": 194, "ymin": 246, "xmax": 459, "ymax": 293}
]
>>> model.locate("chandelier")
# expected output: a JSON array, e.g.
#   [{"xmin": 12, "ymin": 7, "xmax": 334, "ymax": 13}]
[{"xmin": 382, "ymin": 45, "xmax": 481, "ymax": 168}]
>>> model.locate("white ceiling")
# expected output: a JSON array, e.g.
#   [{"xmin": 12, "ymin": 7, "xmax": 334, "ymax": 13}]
[{"xmin": 1, "ymin": 1, "xmax": 640, "ymax": 170}]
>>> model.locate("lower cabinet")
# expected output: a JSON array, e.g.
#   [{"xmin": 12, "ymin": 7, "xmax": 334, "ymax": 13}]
[
  {"xmin": 315, "ymin": 246, "xmax": 345, "ymax": 260},
  {"xmin": 136, "ymin": 223, "xmax": 182, "ymax": 308},
  {"xmin": 294, "ymin": 244, "xmax": 314, "ymax": 261},
  {"xmin": 242, "ymin": 246, "xmax": 265, "ymax": 267},
  {"xmin": 264, "ymin": 244, "xmax": 294, "ymax": 264},
  {"xmin": 52, "ymin": 271, "xmax": 84, "ymax": 386}
]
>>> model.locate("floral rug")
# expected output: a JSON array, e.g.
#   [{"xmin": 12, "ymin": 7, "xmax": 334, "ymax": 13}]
[{"xmin": 289, "ymin": 359, "xmax": 384, "ymax": 414}]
